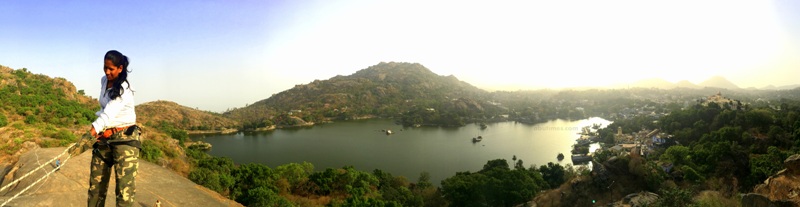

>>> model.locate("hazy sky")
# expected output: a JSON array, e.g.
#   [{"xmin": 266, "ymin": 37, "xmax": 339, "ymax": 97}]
[{"xmin": 2, "ymin": 0, "xmax": 799, "ymax": 112}]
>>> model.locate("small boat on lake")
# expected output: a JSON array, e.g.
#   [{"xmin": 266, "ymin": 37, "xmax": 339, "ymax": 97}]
[
  {"xmin": 386, "ymin": 129, "xmax": 393, "ymax": 135},
  {"xmin": 472, "ymin": 136, "xmax": 483, "ymax": 142}
]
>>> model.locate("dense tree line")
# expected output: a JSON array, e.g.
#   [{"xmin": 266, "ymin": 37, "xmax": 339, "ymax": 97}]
[
  {"xmin": 186, "ymin": 151, "xmax": 579, "ymax": 207},
  {"xmin": 187, "ymin": 148, "xmax": 445, "ymax": 206}
]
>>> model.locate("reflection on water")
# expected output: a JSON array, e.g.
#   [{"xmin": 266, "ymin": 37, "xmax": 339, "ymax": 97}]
[{"xmin": 195, "ymin": 118, "xmax": 611, "ymax": 185}]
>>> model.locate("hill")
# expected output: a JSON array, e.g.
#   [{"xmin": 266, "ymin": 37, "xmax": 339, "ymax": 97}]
[
  {"xmin": 610, "ymin": 77, "xmax": 742, "ymax": 90},
  {"xmin": 762, "ymin": 84, "xmax": 800, "ymax": 90},
  {"xmin": 136, "ymin": 100, "xmax": 240, "ymax": 133},
  {"xmin": 675, "ymin": 80, "xmax": 701, "ymax": 89},
  {"xmin": 0, "ymin": 65, "xmax": 97, "ymax": 163},
  {"xmin": 225, "ymin": 62, "xmax": 502, "ymax": 128},
  {"xmin": 0, "ymin": 145, "xmax": 242, "ymax": 207},
  {"xmin": 699, "ymin": 76, "xmax": 740, "ymax": 89}
]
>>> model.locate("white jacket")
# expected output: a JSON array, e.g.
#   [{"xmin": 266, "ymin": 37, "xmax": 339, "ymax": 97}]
[{"xmin": 91, "ymin": 76, "xmax": 136, "ymax": 134}]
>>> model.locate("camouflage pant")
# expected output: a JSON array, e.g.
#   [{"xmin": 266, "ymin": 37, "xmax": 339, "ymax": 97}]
[{"xmin": 88, "ymin": 126, "xmax": 141, "ymax": 207}]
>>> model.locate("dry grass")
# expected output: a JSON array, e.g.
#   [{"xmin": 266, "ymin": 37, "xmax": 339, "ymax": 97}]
[{"xmin": 693, "ymin": 190, "xmax": 740, "ymax": 207}]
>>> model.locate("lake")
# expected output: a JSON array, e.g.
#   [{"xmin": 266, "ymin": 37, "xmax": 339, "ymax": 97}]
[{"xmin": 193, "ymin": 117, "xmax": 611, "ymax": 185}]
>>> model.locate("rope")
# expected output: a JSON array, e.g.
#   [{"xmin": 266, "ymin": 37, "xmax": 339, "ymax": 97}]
[
  {"xmin": 0, "ymin": 143, "xmax": 76, "ymax": 206},
  {"xmin": 30, "ymin": 148, "xmax": 52, "ymax": 195},
  {"xmin": 0, "ymin": 143, "xmax": 75, "ymax": 193}
]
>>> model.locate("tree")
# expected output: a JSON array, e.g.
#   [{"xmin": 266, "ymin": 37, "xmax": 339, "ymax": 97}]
[
  {"xmin": 416, "ymin": 171, "xmax": 432, "ymax": 189},
  {"xmin": 661, "ymin": 145, "xmax": 691, "ymax": 166},
  {"xmin": 539, "ymin": 162, "xmax": 566, "ymax": 189},
  {"xmin": 243, "ymin": 186, "xmax": 292, "ymax": 207},
  {"xmin": 231, "ymin": 164, "xmax": 276, "ymax": 202},
  {"xmin": 681, "ymin": 166, "xmax": 704, "ymax": 183},
  {"xmin": 441, "ymin": 172, "xmax": 489, "ymax": 207},
  {"xmin": 745, "ymin": 109, "xmax": 774, "ymax": 132},
  {"xmin": 274, "ymin": 162, "xmax": 314, "ymax": 190},
  {"xmin": 442, "ymin": 159, "xmax": 545, "ymax": 207}
]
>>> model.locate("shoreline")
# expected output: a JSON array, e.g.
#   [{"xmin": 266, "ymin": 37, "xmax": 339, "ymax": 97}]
[{"xmin": 187, "ymin": 128, "xmax": 239, "ymax": 135}]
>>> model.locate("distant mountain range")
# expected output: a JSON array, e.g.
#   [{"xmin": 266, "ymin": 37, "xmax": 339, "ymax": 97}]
[{"xmin": 611, "ymin": 76, "xmax": 799, "ymax": 91}]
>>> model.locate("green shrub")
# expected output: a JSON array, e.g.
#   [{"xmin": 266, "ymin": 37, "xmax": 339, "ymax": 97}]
[
  {"xmin": 0, "ymin": 113, "xmax": 7, "ymax": 127},
  {"xmin": 140, "ymin": 140, "xmax": 163, "ymax": 163},
  {"xmin": 155, "ymin": 121, "xmax": 188, "ymax": 145},
  {"xmin": 243, "ymin": 186, "xmax": 292, "ymax": 207},
  {"xmin": 24, "ymin": 115, "xmax": 38, "ymax": 124},
  {"xmin": 682, "ymin": 165, "xmax": 704, "ymax": 183}
]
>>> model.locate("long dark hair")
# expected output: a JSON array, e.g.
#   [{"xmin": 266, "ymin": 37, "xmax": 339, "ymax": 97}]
[{"xmin": 104, "ymin": 50, "xmax": 132, "ymax": 100}]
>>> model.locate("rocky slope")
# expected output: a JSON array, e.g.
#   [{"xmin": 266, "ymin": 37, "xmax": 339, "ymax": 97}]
[
  {"xmin": 136, "ymin": 100, "xmax": 240, "ymax": 133},
  {"xmin": 748, "ymin": 154, "xmax": 800, "ymax": 206},
  {"xmin": 0, "ymin": 145, "xmax": 242, "ymax": 207},
  {"xmin": 224, "ymin": 62, "xmax": 498, "ymax": 128}
]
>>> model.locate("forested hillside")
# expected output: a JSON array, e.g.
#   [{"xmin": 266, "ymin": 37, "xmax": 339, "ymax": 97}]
[
  {"xmin": 225, "ymin": 62, "xmax": 505, "ymax": 129},
  {"xmin": 0, "ymin": 65, "xmax": 97, "ymax": 162}
]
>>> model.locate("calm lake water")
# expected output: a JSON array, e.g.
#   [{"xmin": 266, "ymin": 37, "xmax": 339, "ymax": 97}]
[{"xmin": 194, "ymin": 117, "xmax": 611, "ymax": 185}]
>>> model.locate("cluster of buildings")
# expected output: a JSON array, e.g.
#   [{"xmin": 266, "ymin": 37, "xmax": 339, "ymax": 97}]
[
  {"xmin": 700, "ymin": 91, "xmax": 743, "ymax": 110},
  {"xmin": 607, "ymin": 127, "xmax": 673, "ymax": 158}
]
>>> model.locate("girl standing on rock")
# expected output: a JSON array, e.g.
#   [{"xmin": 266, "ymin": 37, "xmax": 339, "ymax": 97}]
[{"xmin": 87, "ymin": 50, "xmax": 142, "ymax": 207}]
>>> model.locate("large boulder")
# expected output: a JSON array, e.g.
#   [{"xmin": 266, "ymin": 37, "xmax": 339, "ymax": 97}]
[
  {"xmin": 741, "ymin": 193, "xmax": 795, "ymax": 207},
  {"xmin": 748, "ymin": 154, "xmax": 800, "ymax": 207},
  {"xmin": 785, "ymin": 154, "xmax": 800, "ymax": 175},
  {"xmin": 624, "ymin": 191, "xmax": 658, "ymax": 207}
]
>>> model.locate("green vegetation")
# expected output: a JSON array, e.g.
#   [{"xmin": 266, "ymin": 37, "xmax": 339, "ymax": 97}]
[
  {"xmin": 0, "ymin": 68, "xmax": 96, "ymax": 127},
  {"xmin": 654, "ymin": 101, "xmax": 800, "ymax": 189},
  {"xmin": 225, "ymin": 62, "xmax": 504, "ymax": 130},
  {"xmin": 187, "ymin": 147, "xmax": 443, "ymax": 206},
  {"xmin": 186, "ymin": 149, "xmax": 584, "ymax": 207},
  {"xmin": 441, "ymin": 159, "xmax": 549, "ymax": 207},
  {"xmin": 651, "ymin": 187, "xmax": 694, "ymax": 207},
  {"xmin": 0, "ymin": 113, "xmax": 7, "ymax": 127},
  {"xmin": 140, "ymin": 139, "xmax": 163, "ymax": 163},
  {"xmin": 154, "ymin": 121, "xmax": 189, "ymax": 145},
  {"xmin": 0, "ymin": 66, "xmax": 98, "ymax": 156},
  {"xmin": 578, "ymin": 99, "xmax": 800, "ymax": 205}
]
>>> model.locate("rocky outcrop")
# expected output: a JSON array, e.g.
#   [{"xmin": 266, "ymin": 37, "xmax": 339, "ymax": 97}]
[
  {"xmin": 749, "ymin": 154, "xmax": 800, "ymax": 207},
  {"xmin": 0, "ymin": 146, "xmax": 242, "ymax": 207},
  {"xmin": 742, "ymin": 193, "xmax": 795, "ymax": 207},
  {"xmin": 786, "ymin": 154, "xmax": 800, "ymax": 174},
  {"xmin": 622, "ymin": 191, "xmax": 659, "ymax": 207}
]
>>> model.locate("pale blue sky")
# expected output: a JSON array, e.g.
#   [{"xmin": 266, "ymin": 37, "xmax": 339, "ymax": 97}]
[{"xmin": 2, "ymin": 0, "xmax": 799, "ymax": 112}]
